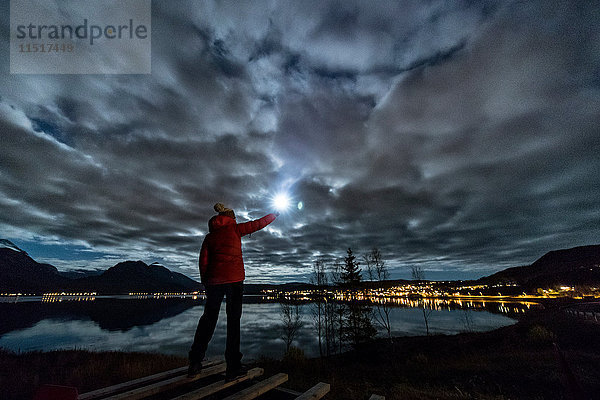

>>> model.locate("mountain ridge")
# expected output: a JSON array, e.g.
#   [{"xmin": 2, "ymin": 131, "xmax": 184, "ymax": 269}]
[
  {"xmin": 2, "ymin": 240, "xmax": 599, "ymax": 294},
  {"xmin": 0, "ymin": 242, "xmax": 201, "ymax": 294},
  {"xmin": 479, "ymin": 244, "xmax": 600, "ymax": 288}
]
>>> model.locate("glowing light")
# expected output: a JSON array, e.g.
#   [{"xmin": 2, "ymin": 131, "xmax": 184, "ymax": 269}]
[
  {"xmin": 273, "ymin": 192, "xmax": 291, "ymax": 212},
  {"xmin": 297, "ymin": 201, "xmax": 303, "ymax": 210}
]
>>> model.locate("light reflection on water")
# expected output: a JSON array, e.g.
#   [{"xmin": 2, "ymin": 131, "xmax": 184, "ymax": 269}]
[{"xmin": 0, "ymin": 297, "xmax": 528, "ymax": 360}]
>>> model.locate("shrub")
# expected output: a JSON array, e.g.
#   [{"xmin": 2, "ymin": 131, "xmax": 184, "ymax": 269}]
[
  {"xmin": 283, "ymin": 346, "xmax": 306, "ymax": 363},
  {"xmin": 526, "ymin": 325, "xmax": 556, "ymax": 346}
]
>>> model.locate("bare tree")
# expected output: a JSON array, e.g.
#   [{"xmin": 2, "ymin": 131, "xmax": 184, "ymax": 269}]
[
  {"xmin": 311, "ymin": 258, "xmax": 348, "ymax": 357},
  {"xmin": 330, "ymin": 260, "xmax": 347, "ymax": 354},
  {"xmin": 411, "ymin": 265, "xmax": 433, "ymax": 335},
  {"xmin": 460, "ymin": 308, "xmax": 474, "ymax": 333},
  {"xmin": 364, "ymin": 248, "xmax": 393, "ymax": 341},
  {"xmin": 310, "ymin": 259, "xmax": 328, "ymax": 357},
  {"xmin": 280, "ymin": 300, "xmax": 304, "ymax": 353}
]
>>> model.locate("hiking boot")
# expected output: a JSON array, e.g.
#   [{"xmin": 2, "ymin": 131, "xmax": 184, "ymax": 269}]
[
  {"xmin": 225, "ymin": 365, "xmax": 249, "ymax": 382},
  {"xmin": 187, "ymin": 360, "xmax": 203, "ymax": 378}
]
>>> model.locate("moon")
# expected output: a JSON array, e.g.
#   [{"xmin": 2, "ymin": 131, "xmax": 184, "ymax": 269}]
[{"xmin": 273, "ymin": 193, "xmax": 291, "ymax": 212}]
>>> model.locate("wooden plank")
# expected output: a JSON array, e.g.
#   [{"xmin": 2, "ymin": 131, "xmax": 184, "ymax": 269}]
[
  {"xmin": 103, "ymin": 363, "xmax": 227, "ymax": 400},
  {"xmin": 169, "ymin": 368, "xmax": 264, "ymax": 400},
  {"xmin": 79, "ymin": 367, "xmax": 186, "ymax": 400},
  {"xmin": 368, "ymin": 395, "xmax": 385, "ymax": 400},
  {"xmin": 274, "ymin": 387, "xmax": 302, "ymax": 396},
  {"xmin": 79, "ymin": 359, "xmax": 223, "ymax": 400},
  {"xmin": 221, "ymin": 373, "xmax": 288, "ymax": 400},
  {"xmin": 294, "ymin": 382, "xmax": 330, "ymax": 400}
]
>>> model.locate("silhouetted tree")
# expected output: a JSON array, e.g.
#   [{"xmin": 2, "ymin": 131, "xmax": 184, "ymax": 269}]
[
  {"xmin": 411, "ymin": 265, "xmax": 433, "ymax": 335},
  {"xmin": 460, "ymin": 308, "xmax": 474, "ymax": 333},
  {"xmin": 311, "ymin": 258, "xmax": 343, "ymax": 357},
  {"xmin": 328, "ymin": 260, "xmax": 347, "ymax": 354},
  {"xmin": 310, "ymin": 259, "xmax": 328, "ymax": 357},
  {"xmin": 341, "ymin": 248, "xmax": 361, "ymax": 286},
  {"xmin": 364, "ymin": 248, "xmax": 392, "ymax": 341},
  {"xmin": 341, "ymin": 248, "xmax": 376, "ymax": 347},
  {"xmin": 344, "ymin": 299, "xmax": 377, "ymax": 347},
  {"xmin": 280, "ymin": 300, "xmax": 304, "ymax": 353}
]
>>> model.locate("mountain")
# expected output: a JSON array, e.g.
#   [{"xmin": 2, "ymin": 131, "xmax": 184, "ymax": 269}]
[
  {"xmin": 75, "ymin": 261, "xmax": 201, "ymax": 294},
  {"xmin": 480, "ymin": 244, "xmax": 600, "ymax": 288},
  {"xmin": 0, "ymin": 240, "xmax": 72, "ymax": 293},
  {"xmin": 4, "ymin": 239, "xmax": 599, "ymax": 294},
  {"xmin": 0, "ymin": 240, "xmax": 201, "ymax": 294},
  {"xmin": 243, "ymin": 282, "xmax": 318, "ymax": 295},
  {"xmin": 0, "ymin": 239, "xmax": 26, "ymax": 253},
  {"xmin": 58, "ymin": 268, "xmax": 104, "ymax": 279}
]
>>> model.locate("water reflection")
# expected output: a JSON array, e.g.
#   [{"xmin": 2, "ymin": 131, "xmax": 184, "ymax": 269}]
[
  {"xmin": 270, "ymin": 294, "xmax": 538, "ymax": 315},
  {"xmin": 0, "ymin": 297, "xmax": 535, "ymax": 360},
  {"xmin": 0, "ymin": 297, "xmax": 199, "ymax": 334}
]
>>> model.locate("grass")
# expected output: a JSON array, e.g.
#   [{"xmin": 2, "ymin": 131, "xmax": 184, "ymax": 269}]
[
  {"xmin": 0, "ymin": 349, "xmax": 187, "ymax": 400},
  {"xmin": 256, "ymin": 306, "xmax": 600, "ymax": 399},
  {"xmin": 1, "ymin": 305, "xmax": 598, "ymax": 400}
]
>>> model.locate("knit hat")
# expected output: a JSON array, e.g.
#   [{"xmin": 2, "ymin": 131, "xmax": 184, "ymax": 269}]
[{"xmin": 214, "ymin": 202, "xmax": 235, "ymax": 219}]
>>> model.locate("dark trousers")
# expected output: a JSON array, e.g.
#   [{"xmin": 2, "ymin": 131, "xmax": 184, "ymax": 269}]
[{"xmin": 190, "ymin": 282, "xmax": 243, "ymax": 369}]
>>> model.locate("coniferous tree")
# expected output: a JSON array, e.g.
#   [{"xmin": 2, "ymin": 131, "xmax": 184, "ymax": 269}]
[
  {"xmin": 341, "ymin": 248, "xmax": 361, "ymax": 286},
  {"xmin": 339, "ymin": 248, "xmax": 376, "ymax": 347}
]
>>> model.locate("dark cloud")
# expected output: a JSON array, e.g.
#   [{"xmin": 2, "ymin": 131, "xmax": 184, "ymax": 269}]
[{"xmin": 1, "ymin": 0, "xmax": 599, "ymax": 282}]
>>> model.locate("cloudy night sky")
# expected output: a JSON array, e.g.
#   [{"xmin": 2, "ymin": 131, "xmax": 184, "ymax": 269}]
[{"xmin": 1, "ymin": 0, "xmax": 599, "ymax": 283}]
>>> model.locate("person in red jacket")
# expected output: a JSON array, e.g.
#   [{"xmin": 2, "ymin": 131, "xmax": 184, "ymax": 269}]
[{"xmin": 188, "ymin": 203, "xmax": 278, "ymax": 380}]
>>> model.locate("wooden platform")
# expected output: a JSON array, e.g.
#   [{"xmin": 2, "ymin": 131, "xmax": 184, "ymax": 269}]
[{"xmin": 77, "ymin": 359, "xmax": 330, "ymax": 400}]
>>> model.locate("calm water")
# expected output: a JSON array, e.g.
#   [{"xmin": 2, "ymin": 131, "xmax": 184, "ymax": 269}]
[{"xmin": 0, "ymin": 296, "xmax": 532, "ymax": 360}]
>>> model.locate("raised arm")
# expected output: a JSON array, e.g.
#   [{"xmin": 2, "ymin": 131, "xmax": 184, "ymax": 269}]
[{"xmin": 236, "ymin": 213, "xmax": 277, "ymax": 237}]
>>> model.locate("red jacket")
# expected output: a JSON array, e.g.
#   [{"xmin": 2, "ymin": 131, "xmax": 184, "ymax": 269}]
[{"xmin": 199, "ymin": 213, "xmax": 277, "ymax": 285}]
